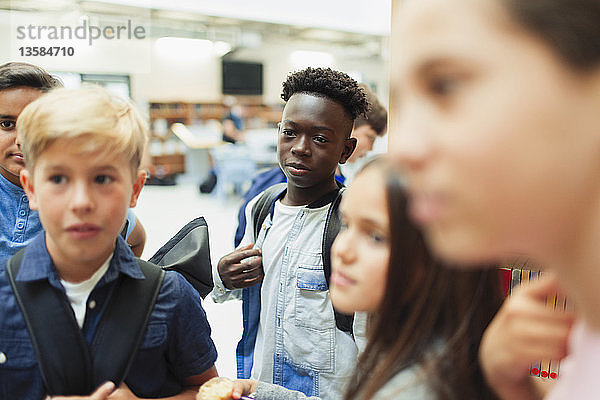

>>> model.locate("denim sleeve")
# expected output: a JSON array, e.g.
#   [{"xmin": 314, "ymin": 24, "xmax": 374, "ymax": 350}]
[
  {"xmin": 166, "ymin": 272, "xmax": 218, "ymax": 377},
  {"xmin": 211, "ymin": 194, "xmax": 260, "ymax": 303},
  {"xmin": 211, "ymin": 264, "xmax": 242, "ymax": 303},
  {"xmin": 125, "ymin": 208, "xmax": 137, "ymax": 240},
  {"xmin": 255, "ymin": 381, "xmax": 321, "ymax": 400}
]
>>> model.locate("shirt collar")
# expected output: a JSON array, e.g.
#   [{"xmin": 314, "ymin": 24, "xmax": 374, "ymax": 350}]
[
  {"xmin": 0, "ymin": 173, "xmax": 24, "ymax": 194},
  {"xmin": 16, "ymin": 233, "xmax": 145, "ymax": 286}
]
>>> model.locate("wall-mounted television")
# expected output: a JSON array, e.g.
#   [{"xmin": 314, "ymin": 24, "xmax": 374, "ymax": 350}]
[{"xmin": 222, "ymin": 60, "xmax": 263, "ymax": 95}]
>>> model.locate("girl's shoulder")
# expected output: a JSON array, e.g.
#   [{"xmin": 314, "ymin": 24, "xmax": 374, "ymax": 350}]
[{"xmin": 371, "ymin": 365, "xmax": 435, "ymax": 400}]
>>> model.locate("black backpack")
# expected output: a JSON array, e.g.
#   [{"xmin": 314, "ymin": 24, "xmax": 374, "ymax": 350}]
[
  {"xmin": 122, "ymin": 216, "xmax": 214, "ymax": 299},
  {"xmin": 148, "ymin": 217, "xmax": 213, "ymax": 298},
  {"xmin": 7, "ymin": 251, "xmax": 164, "ymax": 396},
  {"xmin": 251, "ymin": 182, "xmax": 354, "ymax": 334}
]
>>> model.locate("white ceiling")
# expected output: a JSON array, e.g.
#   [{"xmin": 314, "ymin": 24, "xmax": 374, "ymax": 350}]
[
  {"xmin": 101, "ymin": 0, "xmax": 391, "ymax": 36},
  {"xmin": 3, "ymin": 0, "xmax": 391, "ymax": 35}
]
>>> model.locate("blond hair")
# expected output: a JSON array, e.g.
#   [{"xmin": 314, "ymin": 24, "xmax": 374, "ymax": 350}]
[{"xmin": 17, "ymin": 85, "xmax": 148, "ymax": 174}]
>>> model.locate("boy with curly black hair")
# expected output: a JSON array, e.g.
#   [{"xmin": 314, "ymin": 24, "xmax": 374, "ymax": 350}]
[{"xmin": 213, "ymin": 67, "xmax": 368, "ymax": 400}]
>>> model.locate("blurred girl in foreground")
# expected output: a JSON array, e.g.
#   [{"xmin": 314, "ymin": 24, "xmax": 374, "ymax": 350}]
[{"xmin": 390, "ymin": 0, "xmax": 600, "ymax": 398}]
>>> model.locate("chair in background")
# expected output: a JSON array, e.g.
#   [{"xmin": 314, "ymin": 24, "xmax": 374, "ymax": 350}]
[{"xmin": 211, "ymin": 144, "xmax": 257, "ymax": 202}]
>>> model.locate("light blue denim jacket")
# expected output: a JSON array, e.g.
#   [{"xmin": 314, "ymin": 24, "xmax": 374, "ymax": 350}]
[{"xmin": 212, "ymin": 189, "xmax": 358, "ymax": 400}]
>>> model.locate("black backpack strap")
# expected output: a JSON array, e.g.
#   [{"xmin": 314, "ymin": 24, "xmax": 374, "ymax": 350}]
[
  {"xmin": 321, "ymin": 187, "xmax": 354, "ymax": 335},
  {"xmin": 251, "ymin": 183, "xmax": 287, "ymax": 242},
  {"xmin": 6, "ymin": 250, "xmax": 165, "ymax": 396},
  {"xmin": 90, "ymin": 259, "xmax": 164, "ymax": 389},
  {"xmin": 120, "ymin": 219, "xmax": 129, "ymax": 240},
  {"xmin": 7, "ymin": 249, "xmax": 94, "ymax": 395},
  {"xmin": 322, "ymin": 187, "xmax": 345, "ymax": 287}
]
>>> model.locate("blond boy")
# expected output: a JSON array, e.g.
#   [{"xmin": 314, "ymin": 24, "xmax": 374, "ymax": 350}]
[{"xmin": 0, "ymin": 87, "xmax": 217, "ymax": 399}]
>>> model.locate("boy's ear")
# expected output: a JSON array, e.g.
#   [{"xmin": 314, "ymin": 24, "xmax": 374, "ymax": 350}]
[
  {"xmin": 129, "ymin": 170, "xmax": 146, "ymax": 208},
  {"xmin": 20, "ymin": 169, "xmax": 39, "ymax": 210},
  {"xmin": 339, "ymin": 137, "xmax": 357, "ymax": 165}
]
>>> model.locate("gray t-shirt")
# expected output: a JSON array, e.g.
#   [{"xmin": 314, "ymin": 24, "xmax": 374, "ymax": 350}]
[{"xmin": 253, "ymin": 364, "xmax": 434, "ymax": 400}]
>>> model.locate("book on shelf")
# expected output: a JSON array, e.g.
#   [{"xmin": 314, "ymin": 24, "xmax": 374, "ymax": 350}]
[{"xmin": 503, "ymin": 263, "xmax": 568, "ymax": 380}]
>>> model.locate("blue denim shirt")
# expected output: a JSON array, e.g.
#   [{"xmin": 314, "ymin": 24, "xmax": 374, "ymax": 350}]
[
  {"xmin": 0, "ymin": 233, "xmax": 217, "ymax": 399},
  {"xmin": 0, "ymin": 174, "xmax": 42, "ymax": 268}
]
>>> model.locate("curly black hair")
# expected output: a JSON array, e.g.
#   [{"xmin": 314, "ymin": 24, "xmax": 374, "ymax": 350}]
[{"xmin": 281, "ymin": 67, "xmax": 369, "ymax": 120}]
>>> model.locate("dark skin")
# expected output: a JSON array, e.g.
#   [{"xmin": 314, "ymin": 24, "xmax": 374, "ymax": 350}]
[{"xmin": 218, "ymin": 93, "xmax": 357, "ymax": 290}]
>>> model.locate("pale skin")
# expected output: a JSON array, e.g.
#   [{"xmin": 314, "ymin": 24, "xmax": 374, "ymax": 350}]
[
  {"xmin": 23, "ymin": 139, "xmax": 218, "ymax": 397},
  {"xmin": 389, "ymin": 0, "xmax": 600, "ymax": 398},
  {"xmin": 329, "ymin": 167, "xmax": 390, "ymax": 315}
]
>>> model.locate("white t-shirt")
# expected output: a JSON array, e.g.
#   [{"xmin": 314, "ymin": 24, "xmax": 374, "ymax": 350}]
[
  {"xmin": 60, "ymin": 255, "xmax": 112, "ymax": 328},
  {"xmin": 251, "ymin": 200, "xmax": 304, "ymax": 381}
]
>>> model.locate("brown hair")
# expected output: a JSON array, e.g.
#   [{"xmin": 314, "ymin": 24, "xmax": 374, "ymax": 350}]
[
  {"xmin": 0, "ymin": 62, "xmax": 62, "ymax": 91},
  {"xmin": 344, "ymin": 160, "xmax": 502, "ymax": 400},
  {"xmin": 354, "ymin": 83, "xmax": 387, "ymax": 136},
  {"xmin": 503, "ymin": 0, "xmax": 600, "ymax": 69}
]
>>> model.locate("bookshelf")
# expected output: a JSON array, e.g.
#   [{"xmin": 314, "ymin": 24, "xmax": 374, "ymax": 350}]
[
  {"xmin": 149, "ymin": 101, "xmax": 283, "ymax": 135},
  {"xmin": 147, "ymin": 101, "xmax": 283, "ymax": 182}
]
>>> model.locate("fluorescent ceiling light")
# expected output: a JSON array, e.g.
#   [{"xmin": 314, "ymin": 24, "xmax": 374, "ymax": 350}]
[
  {"xmin": 290, "ymin": 50, "xmax": 334, "ymax": 69},
  {"xmin": 156, "ymin": 37, "xmax": 212, "ymax": 51},
  {"xmin": 154, "ymin": 37, "xmax": 231, "ymax": 60}
]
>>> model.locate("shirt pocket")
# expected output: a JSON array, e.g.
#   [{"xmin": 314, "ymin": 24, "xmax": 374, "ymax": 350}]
[
  {"xmin": 289, "ymin": 266, "xmax": 336, "ymax": 372},
  {"xmin": 0, "ymin": 332, "xmax": 36, "ymax": 370},
  {"xmin": 139, "ymin": 321, "xmax": 167, "ymax": 349},
  {"xmin": 0, "ymin": 331, "xmax": 38, "ymax": 398},
  {"xmin": 294, "ymin": 265, "xmax": 334, "ymax": 330}
]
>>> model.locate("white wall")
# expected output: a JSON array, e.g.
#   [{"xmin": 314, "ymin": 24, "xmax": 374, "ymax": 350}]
[
  {"xmin": 230, "ymin": 41, "xmax": 389, "ymax": 106},
  {"xmin": 133, "ymin": 40, "xmax": 223, "ymax": 104}
]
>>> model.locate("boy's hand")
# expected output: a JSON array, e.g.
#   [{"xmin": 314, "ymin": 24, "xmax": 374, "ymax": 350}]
[
  {"xmin": 231, "ymin": 379, "xmax": 258, "ymax": 399},
  {"xmin": 107, "ymin": 382, "xmax": 137, "ymax": 400},
  {"xmin": 479, "ymin": 273, "xmax": 575, "ymax": 400},
  {"xmin": 218, "ymin": 244, "xmax": 263, "ymax": 289},
  {"xmin": 46, "ymin": 381, "xmax": 116, "ymax": 400}
]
